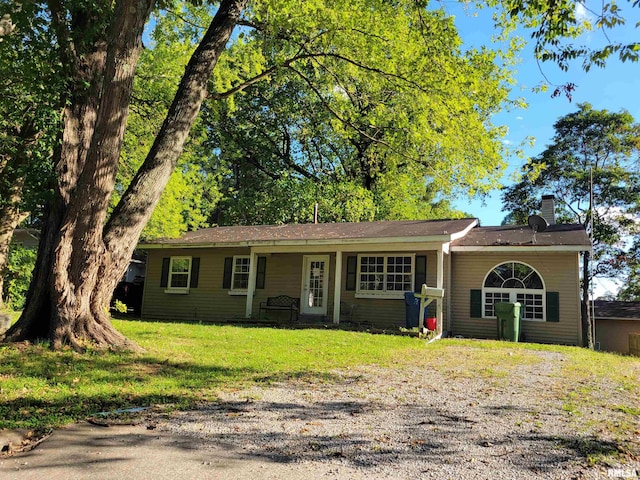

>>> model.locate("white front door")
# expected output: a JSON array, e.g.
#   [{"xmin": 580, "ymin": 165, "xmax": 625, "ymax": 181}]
[{"xmin": 301, "ymin": 255, "xmax": 330, "ymax": 315}]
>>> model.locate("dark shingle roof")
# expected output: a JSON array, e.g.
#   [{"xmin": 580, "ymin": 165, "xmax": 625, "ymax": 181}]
[
  {"xmin": 593, "ymin": 300, "xmax": 640, "ymax": 320},
  {"xmin": 451, "ymin": 223, "xmax": 591, "ymax": 248},
  {"xmin": 141, "ymin": 218, "xmax": 478, "ymax": 246}
]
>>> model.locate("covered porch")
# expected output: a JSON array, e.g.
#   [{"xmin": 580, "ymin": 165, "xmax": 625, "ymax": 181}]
[{"xmin": 242, "ymin": 241, "xmax": 450, "ymax": 333}]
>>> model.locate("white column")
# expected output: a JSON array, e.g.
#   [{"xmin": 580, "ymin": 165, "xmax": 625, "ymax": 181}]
[
  {"xmin": 446, "ymin": 248, "xmax": 452, "ymax": 334},
  {"xmin": 245, "ymin": 250, "xmax": 258, "ymax": 318},
  {"xmin": 436, "ymin": 246, "xmax": 444, "ymax": 335},
  {"xmin": 333, "ymin": 250, "xmax": 342, "ymax": 324}
]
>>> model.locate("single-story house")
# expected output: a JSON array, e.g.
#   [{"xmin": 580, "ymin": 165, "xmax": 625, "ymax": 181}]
[
  {"xmin": 139, "ymin": 197, "xmax": 592, "ymax": 346},
  {"xmin": 10, "ymin": 229, "xmax": 39, "ymax": 249},
  {"xmin": 594, "ymin": 300, "xmax": 640, "ymax": 354}
]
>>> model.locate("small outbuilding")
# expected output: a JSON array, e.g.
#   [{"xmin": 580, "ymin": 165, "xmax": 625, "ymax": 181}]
[{"xmin": 594, "ymin": 300, "xmax": 640, "ymax": 354}]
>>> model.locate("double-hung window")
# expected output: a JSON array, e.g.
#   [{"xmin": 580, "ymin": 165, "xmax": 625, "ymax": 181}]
[
  {"xmin": 357, "ymin": 254, "xmax": 414, "ymax": 298},
  {"xmin": 168, "ymin": 257, "xmax": 191, "ymax": 292},
  {"xmin": 231, "ymin": 256, "xmax": 250, "ymax": 292},
  {"xmin": 223, "ymin": 255, "xmax": 266, "ymax": 295}
]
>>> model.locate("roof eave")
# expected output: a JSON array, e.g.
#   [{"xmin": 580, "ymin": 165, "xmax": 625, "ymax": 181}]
[
  {"xmin": 139, "ymin": 232, "xmax": 470, "ymax": 250},
  {"xmin": 450, "ymin": 245, "xmax": 591, "ymax": 253}
]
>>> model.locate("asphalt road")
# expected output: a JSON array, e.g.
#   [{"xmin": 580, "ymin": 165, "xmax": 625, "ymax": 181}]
[{"xmin": 0, "ymin": 422, "xmax": 287, "ymax": 480}]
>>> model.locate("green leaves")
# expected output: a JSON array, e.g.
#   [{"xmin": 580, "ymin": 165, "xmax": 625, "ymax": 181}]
[
  {"xmin": 2, "ymin": 245, "xmax": 37, "ymax": 311},
  {"xmin": 495, "ymin": 0, "xmax": 640, "ymax": 72},
  {"xmin": 0, "ymin": 1, "xmax": 60, "ymax": 224},
  {"xmin": 116, "ymin": 9, "xmax": 220, "ymax": 240},
  {"xmin": 502, "ymin": 103, "xmax": 640, "ymax": 294},
  {"xmin": 201, "ymin": 0, "xmax": 514, "ymax": 222}
]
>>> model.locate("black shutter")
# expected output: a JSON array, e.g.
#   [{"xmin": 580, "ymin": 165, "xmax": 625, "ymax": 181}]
[
  {"xmin": 223, "ymin": 257, "xmax": 233, "ymax": 289},
  {"xmin": 160, "ymin": 258, "xmax": 170, "ymax": 287},
  {"xmin": 470, "ymin": 289, "xmax": 482, "ymax": 318},
  {"xmin": 546, "ymin": 292, "xmax": 560, "ymax": 322},
  {"xmin": 256, "ymin": 256, "xmax": 267, "ymax": 289},
  {"xmin": 414, "ymin": 255, "xmax": 427, "ymax": 293},
  {"xmin": 189, "ymin": 258, "xmax": 200, "ymax": 288},
  {"xmin": 346, "ymin": 256, "xmax": 357, "ymax": 291}
]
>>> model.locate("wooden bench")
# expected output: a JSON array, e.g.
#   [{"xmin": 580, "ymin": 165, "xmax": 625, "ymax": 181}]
[{"xmin": 259, "ymin": 295, "xmax": 299, "ymax": 322}]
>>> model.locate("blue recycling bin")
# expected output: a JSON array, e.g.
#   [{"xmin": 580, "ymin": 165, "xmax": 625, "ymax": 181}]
[{"xmin": 404, "ymin": 291, "xmax": 422, "ymax": 328}]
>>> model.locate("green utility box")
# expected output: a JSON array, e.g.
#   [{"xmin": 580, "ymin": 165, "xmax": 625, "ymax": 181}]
[{"xmin": 495, "ymin": 302, "xmax": 521, "ymax": 342}]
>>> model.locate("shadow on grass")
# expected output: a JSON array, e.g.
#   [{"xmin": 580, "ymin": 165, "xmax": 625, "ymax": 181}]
[
  {"xmin": 115, "ymin": 314, "xmax": 376, "ymax": 334},
  {"xmin": 1, "ymin": 342, "xmax": 631, "ymax": 477},
  {"xmin": 0, "ymin": 345, "xmax": 344, "ymax": 431}
]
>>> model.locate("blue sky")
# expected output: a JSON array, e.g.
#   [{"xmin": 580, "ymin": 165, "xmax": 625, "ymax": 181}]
[{"xmin": 442, "ymin": 1, "xmax": 640, "ymax": 226}]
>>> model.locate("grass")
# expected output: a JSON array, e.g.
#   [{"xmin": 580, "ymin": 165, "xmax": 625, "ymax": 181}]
[
  {"xmin": 0, "ymin": 319, "xmax": 427, "ymax": 432},
  {"xmin": 1, "ymin": 318, "xmax": 639, "ymax": 466}
]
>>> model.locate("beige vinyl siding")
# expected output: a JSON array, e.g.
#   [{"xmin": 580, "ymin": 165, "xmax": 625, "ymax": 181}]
[
  {"xmin": 251, "ymin": 253, "xmax": 336, "ymax": 322},
  {"xmin": 253, "ymin": 250, "xmax": 441, "ymax": 328},
  {"xmin": 339, "ymin": 251, "xmax": 442, "ymax": 330},
  {"xmin": 11, "ymin": 230, "xmax": 39, "ymax": 248},
  {"xmin": 142, "ymin": 248, "xmax": 251, "ymax": 322},
  {"xmin": 251, "ymin": 253, "xmax": 304, "ymax": 318},
  {"xmin": 142, "ymin": 248, "xmax": 445, "ymax": 329},
  {"xmin": 450, "ymin": 252, "xmax": 582, "ymax": 345}
]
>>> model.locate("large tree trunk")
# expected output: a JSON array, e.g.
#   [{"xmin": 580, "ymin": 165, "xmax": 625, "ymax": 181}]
[
  {"xmin": 4, "ymin": 0, "xmax": 110, "ymax": 343},
  {"xmin": 5, "ymin": 0, "xmax": 247, "ymax": 351}
]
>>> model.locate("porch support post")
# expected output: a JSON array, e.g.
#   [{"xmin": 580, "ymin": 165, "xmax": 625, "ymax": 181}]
[
  {"xmin": 333, "ymin": 250, "xmax": 342, "ymax": 324},
  {"xmin": 446, "ymin": 245, "xmax": 452, "ymax": 334},
  {"xmin": 436, "ymin": 246, "xmax": 444, "ymax": 335},
  {"xmin": 245, "ymin": 249, "xmax": 258, "ymax": 318}
]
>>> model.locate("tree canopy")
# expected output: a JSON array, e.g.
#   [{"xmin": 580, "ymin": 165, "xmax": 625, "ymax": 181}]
[
  {"xmin": 502, "ymin": 103, "xmax": 640, "ymax": 301},
  {"xmin": 1, "ymin": 0, "xmax": 519, "ymax": 350},
  {"xmin": 115, "ymin": 13, "xmax": 221, "ymax": 240},
  {"xmin": 0, "ymin": 1, "xmax": 59, "ymax": 306},
  {"xmin": 197, "ymin": 0, "xmax": 515, "ymax": 224},
  {"xmin": 494, "ymin": 0, "xmax": 640, "ymax": 70}
]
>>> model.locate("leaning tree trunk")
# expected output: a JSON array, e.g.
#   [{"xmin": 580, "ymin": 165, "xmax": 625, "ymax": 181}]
[{"xmin": 5, "ymin": 0, "xmax": 247, "ymax": 351}]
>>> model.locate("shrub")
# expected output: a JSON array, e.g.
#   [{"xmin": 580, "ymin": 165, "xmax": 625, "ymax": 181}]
[{"xmin": 3, "ymin": 244, "xmax": 37, "ymax": 310}]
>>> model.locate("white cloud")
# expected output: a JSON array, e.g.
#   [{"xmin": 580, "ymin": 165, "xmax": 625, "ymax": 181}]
[
  {"xmin": 515, "ymin": 116, "xmax": 524, "ymax": 121},
  {"xmin": 502, "ymin": 139, "xmax": 513, "ymax": 145},
  {"xmin": 591, "ymin": 277, "xmax": 621, "ymax": 299},
  {"xmin": 575, "ymin": 2, "xmax": 591, "ymax": 23}
]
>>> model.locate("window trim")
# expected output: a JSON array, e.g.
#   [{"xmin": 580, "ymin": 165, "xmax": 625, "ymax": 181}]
[
  {"xmin": 355, "ymin": 253, "xmax": 415, "ymax": 299},
  {"xmin": 229, "ymin": 255, "xmax": 251, "ymax": 295},
  {"xmin": 481, "ymin": 261, "xmax": 546, "ymax": 322},
  {"xmin": 165, "ymin": 256, "xmax": 192, "ymax": 294}
]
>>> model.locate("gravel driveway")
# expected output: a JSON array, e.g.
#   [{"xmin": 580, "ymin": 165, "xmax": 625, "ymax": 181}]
[
  {"xmin": 159, "ymin": 350, "xmax": 632, "ymax": 479},
  {"xmin": 2, "ymin": 348, "xmax": 637, "ymax": 479}
]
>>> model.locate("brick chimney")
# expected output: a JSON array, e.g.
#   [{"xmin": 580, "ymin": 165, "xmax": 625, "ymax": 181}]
[{"xmin": 541, "ymin": 195, "xmax": 555, "ymax": 225}]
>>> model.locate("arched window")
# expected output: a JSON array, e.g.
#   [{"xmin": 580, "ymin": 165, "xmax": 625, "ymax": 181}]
[{"xmin": 483, "ymin": 261, "xmax": 545, "ymax": 321}]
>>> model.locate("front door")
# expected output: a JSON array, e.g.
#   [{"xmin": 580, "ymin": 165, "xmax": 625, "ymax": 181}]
[{"xmin": 301, "ymin": 255, "xmax": 330, "ymax": 315}]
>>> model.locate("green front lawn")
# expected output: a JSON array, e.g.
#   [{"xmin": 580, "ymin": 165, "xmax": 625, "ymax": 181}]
[
  {"xmin": 1, "ymin": 318, "xmax": 638, "ymax": 462},
  {"xmin": 0, "ymin": 320, "xmax": 426, "ymax": 432}
]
